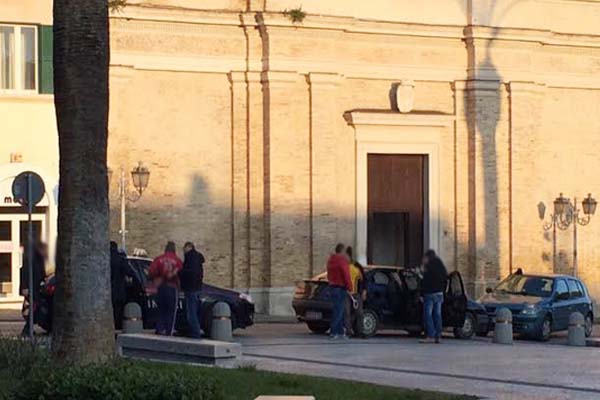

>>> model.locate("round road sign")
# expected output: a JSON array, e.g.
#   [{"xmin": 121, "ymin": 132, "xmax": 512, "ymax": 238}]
[{"xmin": 11, "ymin": 171, "xmax": 45, "ymax": 208}]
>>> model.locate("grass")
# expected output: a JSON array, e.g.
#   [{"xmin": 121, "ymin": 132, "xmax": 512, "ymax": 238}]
[
  {"xmin": 147, "ymin": 361, "xmax": 475, "ymax": 400},
  {"xmin": 0, "ymin": 338, "xmax": 475, "ymax": 400}
]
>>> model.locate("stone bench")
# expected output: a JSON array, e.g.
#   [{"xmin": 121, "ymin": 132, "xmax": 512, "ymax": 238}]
[{"xmin": 117, "ymin": 333, "xmax": 241, "ymax": 367}]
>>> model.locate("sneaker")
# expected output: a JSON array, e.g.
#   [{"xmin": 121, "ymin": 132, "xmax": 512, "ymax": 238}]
[
  {"xmin": 434, "ymin": 337, "xmax": 441, "ymax": 344},
  {"xmin": 329, "ymin": 334, "xmax": 340, "ymax": 340},
  {"xmin": 419, "ymin": 337, "xmax": 436, "ymax": 344}
]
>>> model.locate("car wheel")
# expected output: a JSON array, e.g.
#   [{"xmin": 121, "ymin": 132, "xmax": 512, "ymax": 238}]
[
  {"xmin": 585, "ymin": 313, "xmax": 594, "ymax": 338},
  {"xmin": 359, "ymin": 309, "xmax": 379, "ymax": 338},
  {"xmin": 306, "ymin": 323, "xmax": 329, "ymax": 335},
  {"xmin": 454, "ymin": 312, "xmax": 476, "ymax": 340},
  {"xmin": 538, "ymin": 315, "xmax": 552, "ymax": 342}
]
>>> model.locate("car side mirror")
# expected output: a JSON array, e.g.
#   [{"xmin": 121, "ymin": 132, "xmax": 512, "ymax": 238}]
[{"xmin": 485, "ymin": 287, "xmax": 493, "ymax": 294}]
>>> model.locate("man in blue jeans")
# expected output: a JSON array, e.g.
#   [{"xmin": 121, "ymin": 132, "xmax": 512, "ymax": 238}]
[
  {"xmin": 180, "ymin": 242, "xmax": 205, "ymax": 338},
  {"xmin": 327, "ymin": 243, "xmax": 352, "ymax": 339},
  {"xmin": 420, "ymin": 249, "xmax": 448, "ymax": 344}
]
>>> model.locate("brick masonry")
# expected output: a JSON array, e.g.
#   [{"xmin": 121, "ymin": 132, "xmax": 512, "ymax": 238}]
[{"xmin": 101, "ymin": 4, "xmax": 600, "ymax": 314}]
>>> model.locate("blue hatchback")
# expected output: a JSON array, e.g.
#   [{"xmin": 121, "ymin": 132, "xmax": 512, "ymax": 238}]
[{"xmin": 480, "ymin": 270, "xmax": 594, "ymax": 341}]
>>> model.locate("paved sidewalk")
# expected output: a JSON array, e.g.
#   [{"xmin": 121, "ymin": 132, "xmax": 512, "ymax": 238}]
[{"xmin": 238, "ymin": 323, "xmax": 600, "ymax": 400}]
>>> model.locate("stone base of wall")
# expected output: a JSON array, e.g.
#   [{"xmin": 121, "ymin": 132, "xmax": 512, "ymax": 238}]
[{"xmin": 239, "ymin": 287, "xmax": 296, "ymax": 316}]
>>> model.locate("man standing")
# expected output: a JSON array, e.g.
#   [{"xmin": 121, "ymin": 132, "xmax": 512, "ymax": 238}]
[
  {"xmin": 149, "ymin": 241, "xmax": 183, "ymax": 336},
  {"xmin": 344, "ymin": 246, "xmax": 365, "ymax": 336},
  {"xmin": 180, "ymin": 242, "xmax": 205, "ymax": 338},
  {"xmin": 420, "ymin": 249, "xmax": 448, "ymax": 344},
  {"xmin": 110, "ymin": 241, "xmax": 127, "ymax": 330},
  {"xmin": 327, "ymin": 243, "xmax": 352, "ymax": 339},
  {"xmin": 19, "ymin": 241, "xmax": 47, "ymax": 337}
]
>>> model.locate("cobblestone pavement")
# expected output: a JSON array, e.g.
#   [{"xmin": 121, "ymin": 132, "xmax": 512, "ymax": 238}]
[{"xmin": 237, "ymin": 322, "xmax": 600, "ymax": 400}]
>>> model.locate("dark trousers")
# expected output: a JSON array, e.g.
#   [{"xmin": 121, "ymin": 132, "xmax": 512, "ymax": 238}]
[
  {"xmin": 113, "ymin": 300, "xmax": 125, "ymax": 330},
  {"xmin": 156, "ymin": 284, "xmax": 178, "ymax": 336},
  {"xmin": 329, "ymin": 286, "xmax": 346, "ymax": 336},
  {"xmin": 185, "ymin": 290, "xmax": 202, "ymax": 338}
]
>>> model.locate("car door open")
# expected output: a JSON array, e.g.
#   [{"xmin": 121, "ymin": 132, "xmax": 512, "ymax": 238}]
[{"xmin": 443, "ymin": 271, "xmax": 467, "ymax": 327}]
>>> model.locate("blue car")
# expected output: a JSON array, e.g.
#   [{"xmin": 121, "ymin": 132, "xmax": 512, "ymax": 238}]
[{"xmin": 479, "ymin": 269, "xmax": 594, "ymax": 341}]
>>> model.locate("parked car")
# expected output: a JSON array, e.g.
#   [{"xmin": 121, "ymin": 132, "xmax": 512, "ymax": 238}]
[
  {"xmin": 35, "ymin": 256, "xmax": 255, "ymax": 334},
  {"xmin": 292, "ymin": 266, "xmax": 489, "ymax": 339},
  {"xmin": 479, "ymin": 269, "xmax": 594, "ymax": 341}
]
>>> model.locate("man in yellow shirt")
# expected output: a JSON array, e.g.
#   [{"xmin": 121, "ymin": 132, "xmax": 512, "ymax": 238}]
[{"xmin": 344, "ymin": 247, "xmax": 366, "ymax": 336}]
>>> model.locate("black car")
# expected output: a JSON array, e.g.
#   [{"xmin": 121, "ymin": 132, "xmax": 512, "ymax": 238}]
[
  {"xmin": 35, "ymin": 256, "xmax": 255, "ymax": 334},
  {"xmin": 293, "ymin": 267, "xmax": 489, "ymax": 339},
  {"xmin": 479, "ymin": 269, "xmax": 594, "ymax": 341}
]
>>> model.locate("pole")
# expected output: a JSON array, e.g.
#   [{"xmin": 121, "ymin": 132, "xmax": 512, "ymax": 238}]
[
  {"xmin": 120, "ymin": 168, "xmax": 127, "ymax": 251},
  {"xmin": 27, "ymin": 173, "xmax": 34, "ymax": 343},
  {"xmin": 573, "ymin": 197, "xmax": 578, "ymax": 278}
]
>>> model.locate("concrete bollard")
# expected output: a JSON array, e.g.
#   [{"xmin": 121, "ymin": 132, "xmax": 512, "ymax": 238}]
[
  {"xmin": 493, "ymin": 308, "xmax": 513, "ymax": 345},
  {"xmin": 568, "ymin": 312, "xmax": 586, "ymax": 347},
  {"xmin": 210, "ymin": 302, "xmax": 233, "ymax": 342},
  {"xmin": 122, "ymin": 302, "xmax": 143, "ymax": 334}
]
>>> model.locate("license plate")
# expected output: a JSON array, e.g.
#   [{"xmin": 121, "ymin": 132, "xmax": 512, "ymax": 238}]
[{"xmin": 305, "ymin": 311, "xmax": 322, "ymax": 320}]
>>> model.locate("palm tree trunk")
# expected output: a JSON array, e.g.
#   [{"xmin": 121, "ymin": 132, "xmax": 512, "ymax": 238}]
[{"xmin": 51, "ymin": 0, "xmax": 114, "ymax": 363}]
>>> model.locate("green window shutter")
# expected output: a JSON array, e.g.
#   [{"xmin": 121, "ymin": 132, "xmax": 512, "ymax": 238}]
[{"xmin": 38, "ymin": 25, "xmax": 53, "ymax": 94}]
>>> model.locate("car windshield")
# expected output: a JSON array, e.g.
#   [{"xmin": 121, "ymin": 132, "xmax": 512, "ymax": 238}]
[{"xmin": 495, "ymin": 275, "xmax": 554, "ymax": 297}]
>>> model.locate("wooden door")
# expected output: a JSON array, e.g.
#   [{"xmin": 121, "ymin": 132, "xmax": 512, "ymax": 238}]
[{"xmin": 367, "ymin": 154, "xmax": 425, "ymax": 267}]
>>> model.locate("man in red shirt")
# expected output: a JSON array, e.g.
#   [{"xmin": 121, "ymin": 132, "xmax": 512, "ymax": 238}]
[
  {"xmin": 327, "ymin": 243, "xmax": 352, "ymax": 339},
  {"xmin": 149, "ymin": 241, "xmax": 183, "ymax": 335}
]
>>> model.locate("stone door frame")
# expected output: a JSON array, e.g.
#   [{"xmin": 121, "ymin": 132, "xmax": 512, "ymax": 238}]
[{"xmin": 344, "ymin": 111, "xmax": 453, "ymax": 266}]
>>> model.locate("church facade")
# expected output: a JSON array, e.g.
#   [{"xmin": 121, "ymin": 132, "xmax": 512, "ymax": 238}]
[{"xmin": 4, "ymin": 0, "xmax": 600, "ymax": 314}]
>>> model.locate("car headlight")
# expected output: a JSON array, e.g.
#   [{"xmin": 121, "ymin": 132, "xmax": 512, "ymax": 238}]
[
  {"xmin": 239, "ymin": 293, "xmax": 254, "ymax": 304},
  {"xmin": 521, "ymin": 304, "xmax": 541, "ymax": 315}
]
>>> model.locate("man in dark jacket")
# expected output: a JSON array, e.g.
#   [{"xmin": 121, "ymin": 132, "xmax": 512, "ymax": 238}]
[
  {"xmin": 19, "ymin": 241, "xmax": 47, "ymax": 337},
  {"xmin": 181, "ymin": 241, "xmax": 205, "ymax": 338},
  {"xmin": 420, "ymin": 249, "xmax": 448, "ymax": 343},
  {"xmin": 110, "ymin": 241, "xmax": 128, "ymax": 329}
]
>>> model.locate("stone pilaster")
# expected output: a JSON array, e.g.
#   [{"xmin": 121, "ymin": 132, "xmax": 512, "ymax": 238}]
[
  {"xmin": 247, "ymin": 71, "xmax": 267, "ymax": 289},
  {"xmin": 228, "ymin": 71, "xmax": 250, "ymax": 289},
  {"xmin": 262, "ymin": 71, "xmax": 311, "ymax": 289},
  {"xmin": 307, "ymin": 72, "xmax": 342, "ymax": 276},
  {"xmin": 452, "ymin": 81, "xmax": 473, "ymax": 289},
  {"xmin": 463, "ymin": 79, "xmax": 508, "ymax": 298}
]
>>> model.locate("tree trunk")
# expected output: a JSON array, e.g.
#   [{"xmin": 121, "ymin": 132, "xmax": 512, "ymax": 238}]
[{"xmin": 52, "ymin": 0, "xmax": 114, "ymax": 363}]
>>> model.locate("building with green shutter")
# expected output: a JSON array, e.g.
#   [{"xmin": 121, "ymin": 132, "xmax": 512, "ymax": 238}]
[{"xmin": 0, "ymin": 1, "xmax": 56, "ymax": 309}]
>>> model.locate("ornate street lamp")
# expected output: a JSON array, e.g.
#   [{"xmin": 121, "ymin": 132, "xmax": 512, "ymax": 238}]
[
  {"xmin": 582, "ymin": 193, "xmax": 597, "ymax": 216},
  {"xmin": 131, "ymin": 162, "xmax": 150, "ymax": 196},
  {"xmin": 542, "ymin": 192, "xmax": 597, "ymax": 277},
  {"xmin": 108, "ymin": 162, "xmax": 151, "ymax": 251}
]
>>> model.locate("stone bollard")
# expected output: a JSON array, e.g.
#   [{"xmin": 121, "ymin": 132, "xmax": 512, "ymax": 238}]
[
  {"xmin": 210, "ymin": 302, "xmax": 233, "ymax": 342},
  {"xmin": 568, "ymin": 312, "xmax": 586, "ymax": 347},
  {"xmin": 122, "ymin": 302, "xmax": 143, "ymax": 334},
  {"xmin": 493, "ymin": 308, "xmax": 513, "ymax": 345}
]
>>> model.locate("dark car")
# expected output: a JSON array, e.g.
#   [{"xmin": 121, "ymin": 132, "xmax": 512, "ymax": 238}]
[
  {"xmin": 35, "ymin": 256, "xmax": 254, "ymax": 334},
  {"xmin": 292, "ymin": 267, "xmax": 489, "ymax": 339},
  {"xmin": 479, "ymin": 269, "xmax": 594, "ymax": 341}
]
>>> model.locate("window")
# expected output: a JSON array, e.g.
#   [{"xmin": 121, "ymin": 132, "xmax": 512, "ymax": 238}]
[
  {"xmin": 0, "ymin": 24, "xmax": 37, "ymax": 92},
  {"xmin": 568, "ymin": 279, "xmax": 583, "ymax": 298},
  {"xmin": 496, "ymin": 275, "xmax": 554, "ymax": 297},
  {"xmin": 555, "ymin": 279, "xmax": 569, "ymax": 300}
]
